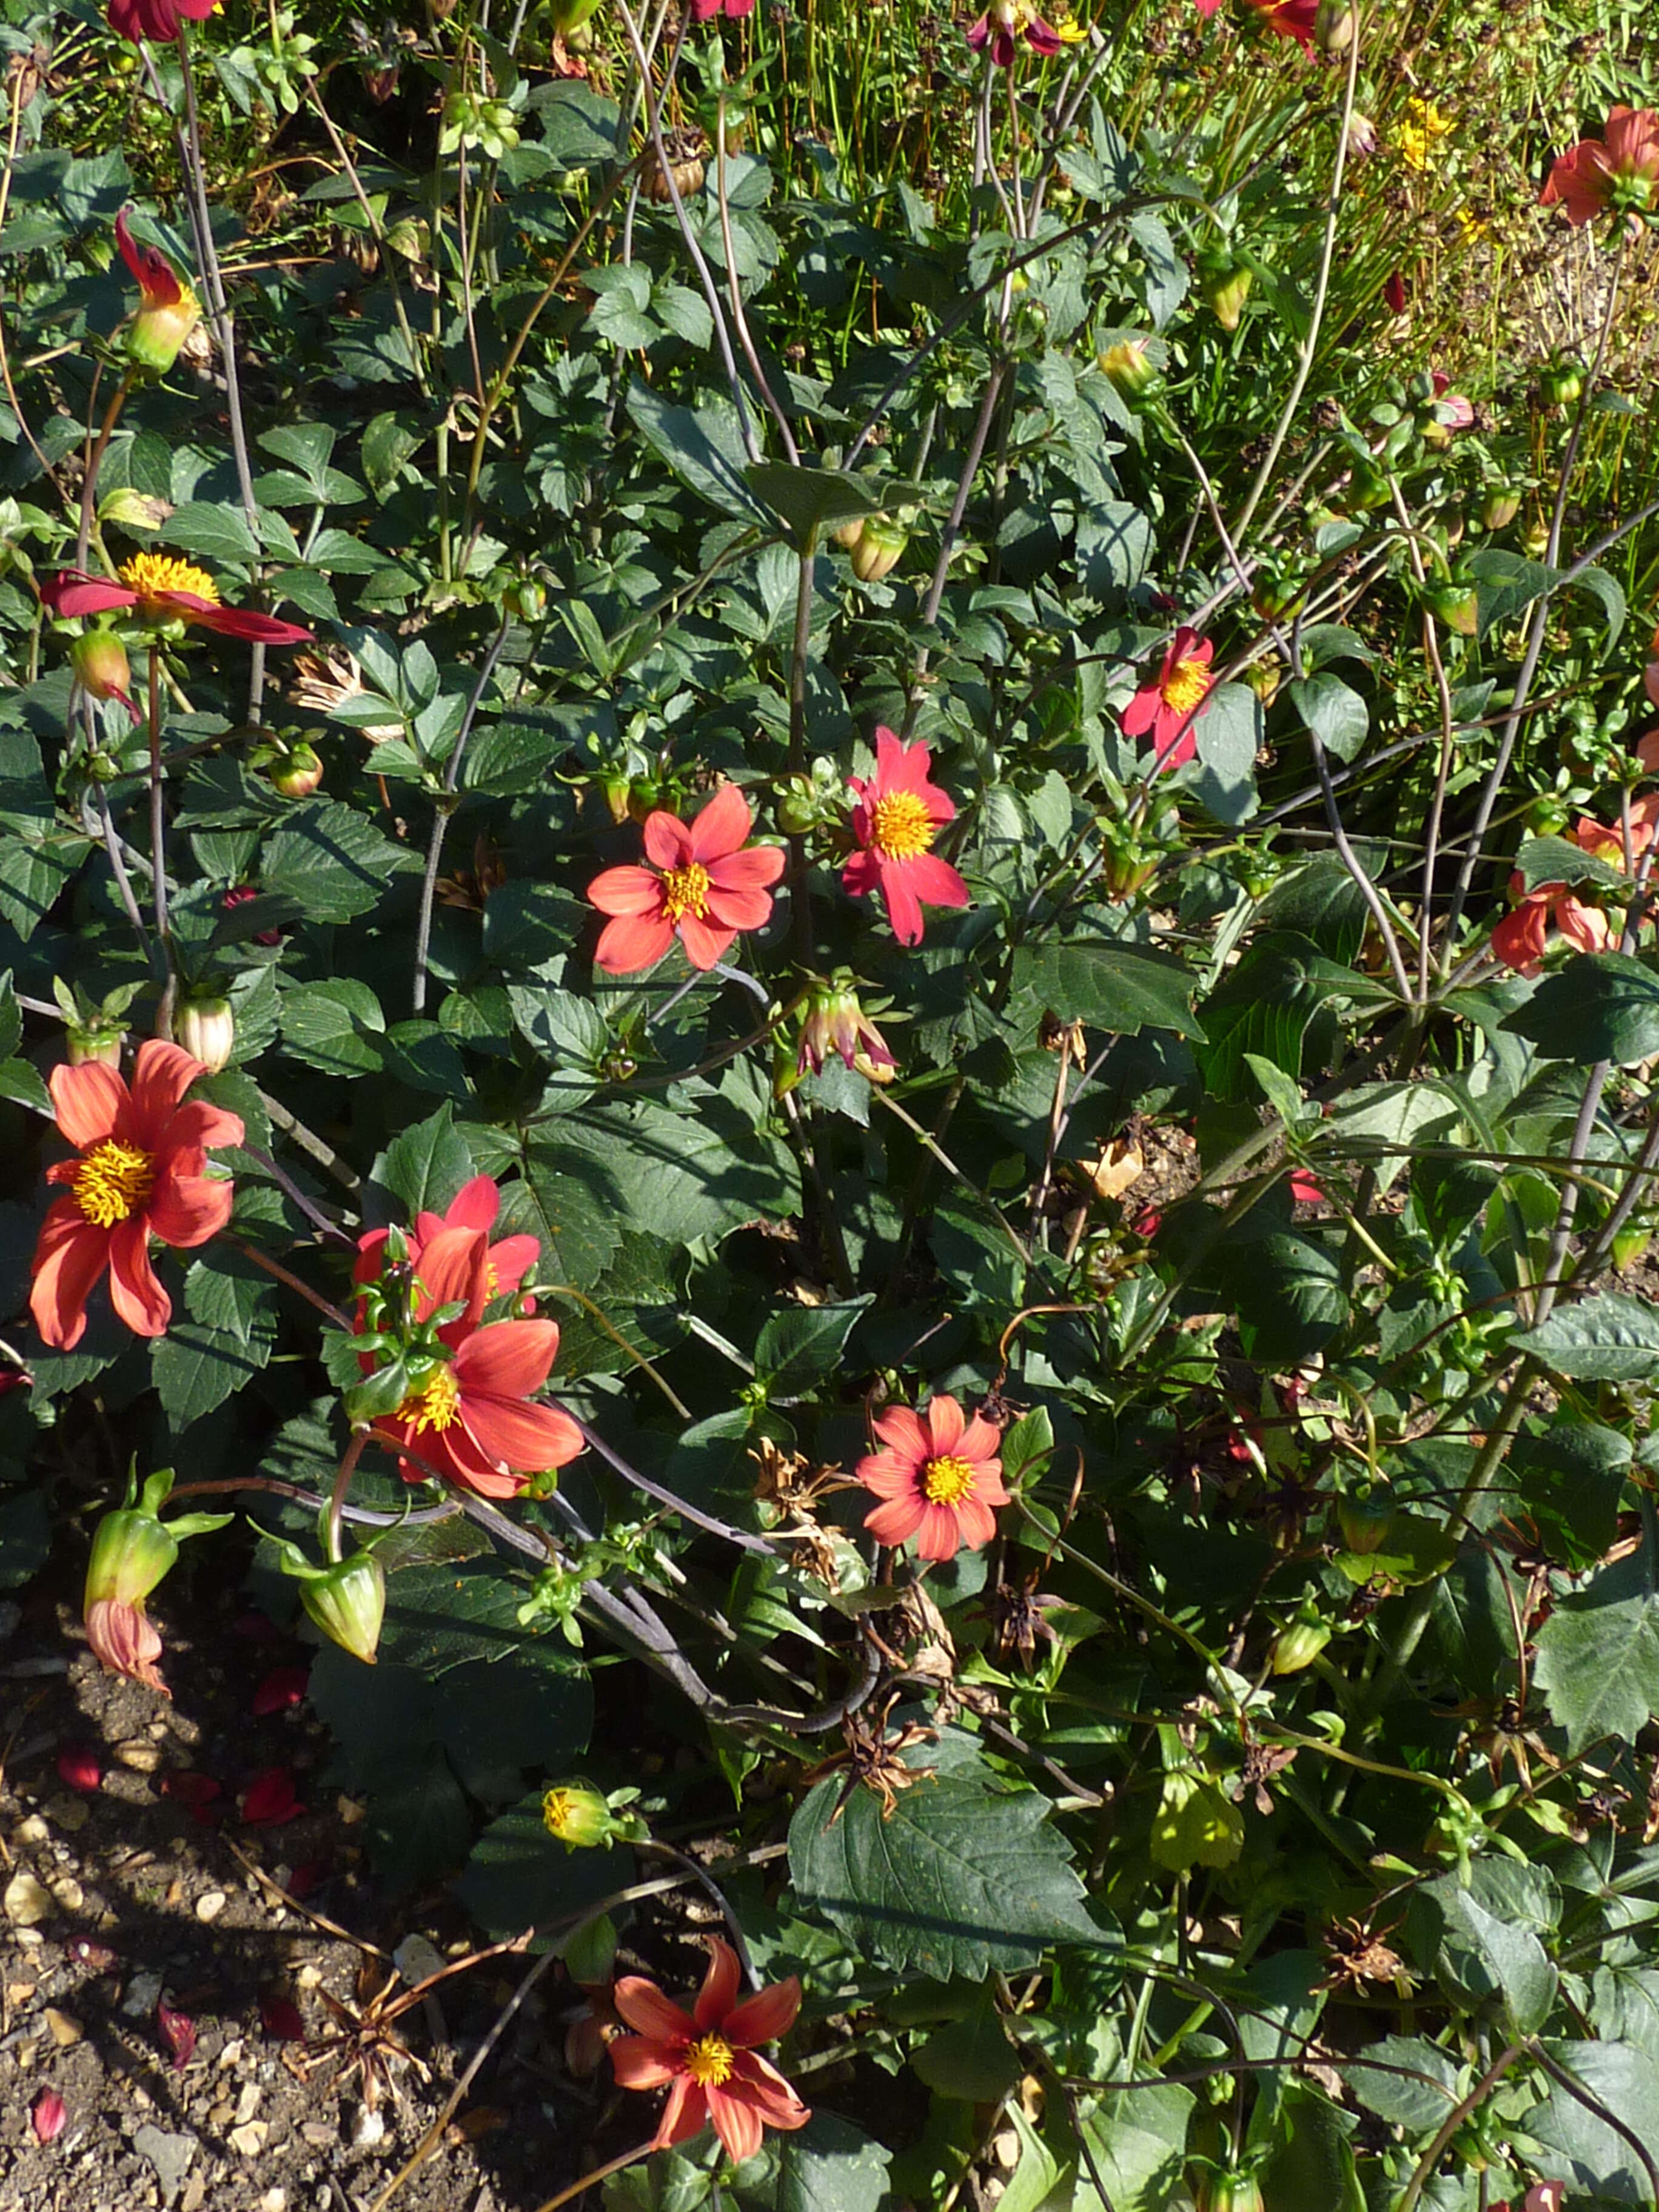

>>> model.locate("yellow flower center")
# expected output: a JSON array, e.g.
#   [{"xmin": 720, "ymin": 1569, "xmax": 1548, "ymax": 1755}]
[
  {"xmin": 922, "ymin": 1453, "xmax": 976, "ymax": 1506},
  {"xmin": 396, "ymin": 1364, "xmax": 462, "ymax": 1434},
  {"xmin": 73, "ymin": 1139, "xmax": 156, "ymax": 1228},
  {"xmin": 119, "ymin": 552, "xmax": 220, "ymax": 608},
  {"xmin": 660, "ymin": 861, "xmax": 711, "ymax": 923},
  {"xmin": 870, "ymin": 791, "xmax": 935, "ymax": 861},
  {"xmin": 685, "ymin": 2033, "xmax": 736, "ymax": 2086},
  {"xmin": 1162, "ymin": 657, "xmax": 1212, "ymax": 716}
]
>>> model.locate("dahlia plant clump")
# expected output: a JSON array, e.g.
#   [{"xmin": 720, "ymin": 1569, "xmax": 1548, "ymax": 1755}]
[{"xmin": 1, "ymin": 0, "xmax": 1657, "ymax": 2206}]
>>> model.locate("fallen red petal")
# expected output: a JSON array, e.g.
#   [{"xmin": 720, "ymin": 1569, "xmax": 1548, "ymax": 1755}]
[
  {"xmin": 56, "ymin": 1743, "xmax": 102, "ymax": 1794},
  {"xmin": 260, "ymin": 1993, "xmax": 306, "ymax": 2042},
  {"xmin": 251, "ymin": 1665, "xmax": 310, "ymax": 1717},
  {"xmin": 285, "ymin": 1858, "xmax": 327, "ymax": 1899},
  {"xmin": 32, "ymin": 2088, "xmax": 67, "ymax": 2144},
  {"xmin": 243, "ymin": 1767, "xmax": 304, "ymax": 1826},
  {"xmin": 156, "ymin": 1998, "xmax": 196, "ymax": 2071}
]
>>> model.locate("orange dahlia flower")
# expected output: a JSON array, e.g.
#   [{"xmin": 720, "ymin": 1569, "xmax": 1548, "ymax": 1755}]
[
  {"xmin": 857, "ymin": 1392, "xmax": 1009, "ymax": 1561},
  {"xmin": 842, "ymin": 728, "xmax": 970, "ymax": 946},
  {"xmin": 588, "ymin": 784, "xmax": 784, "ymax": 974},
  {"xmin": 30, "ymin": 1040, "xmax": 244, "ymax": 1350},
  {"xmin": 1121, "ymin": 627, "xmax": 1215, "ymax": 771},
  {"xmin": 609, "ymin": 1939, "xmax": 809, "ymax": 2164},
  {"xmin": 1541, "ymin": 106, "xmax": 1659, "ymax": 229}
]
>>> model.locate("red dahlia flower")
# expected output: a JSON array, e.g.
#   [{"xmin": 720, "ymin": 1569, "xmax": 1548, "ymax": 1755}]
[
  {"xmin": 843, "ymin": 728, "xmax": 970, "ymax": 946},
  {"xmin": 1542, "ymin": 106, "xmax": 1659, "ymax": 229},
  {"xmin": 40, "ymin": 555, "xmax": 312, "ymax": 647},
  {"xmin": 109, "ymin": 0, "xmax": 215, "ymax": 39},
  {"xmin": 610, "ymin": 1938, "xmax": 809, "ymax": 2163},
  {"xmin": 967, "ymin": 0, "xmax": 1062, "ymax": 67},
  {"xmin": 588, "ymin": 784, "xmax": 784, "ymax": 974},
  {"xmin": 690, "ymin": 0, "xmax": 754, "ymax": 18},
  {"xmin": 1193, "ymin": 0, "xmax": 1318, "ymax": 45},
  {"xmin": 354, "ymin": 1174, "xmax": 539, "ymax": 1314},
  {"xmin": 30, "ymin": 1039, "xmax": 244, "ymax": 1350},
  {"xmin": 857, "ymin": 1392, "xmax": 1009, "ymax": 1561},
  {"xmin": 365, "ymin": 1227, "xmax": 583, "ymax": 1498},
  {"xmin": 1121, "ymin": 628, "xmax": 1215, "ymax": 771}
]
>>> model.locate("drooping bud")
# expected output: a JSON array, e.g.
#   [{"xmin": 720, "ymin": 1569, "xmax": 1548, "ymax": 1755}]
[
  {"xmin": 115, "ymin": 209, "xmax": 201, "ymax": 376},
  {"xmin": 1479, "ymin": 484, "xmax": 1521, "ymax": 532},
  {"xmin": 171, "ymin": 995, "xmax": 235, "ymax": 1076},
  {"xmin": 1313, "ymin": 0, "xmax": 1355, "ymax": 55},
  {"xmin": 1539, "ymin": 356, "xmax": 1584, "ymax": 409},
  {"xmin": 267, "ymin": 740, "xmax": 324, "ymax": 799},
  {"xmin": 542, "ymin": 1782, "xmax": 614, "ymax": 1849},
  {"xmin": 1335, "ymin": 1487, "xmax": 1393, "ymax": 1555},
  {"xmin": 65, "ymin": 1022, "xmax": 126, "ymax": 1068},
  {"xmin": 1196, "ymin": 252, "xmax": 1253, "ymax": 333},
  {"xmin": 84, "ymin": 1469, "xmax": 231, "ymax": 1697},
  {"xmin": 831, "ymin": 516, "xmax": 866, "ymax": 552},
  {"xmin": 70, "ymin": 630, "xmax": 136, "ymax": 718},
  {"xmin": 1425, "ymin": 581, "xmax": 1480, "ymax": 638},
  {"xmin": 299, "ymin": 1551, "xmax": 386, "ymax": 1666},
  {"xmin": 849, "ymin": 516, "xmax": 908, "ymax": 584},
  {"xmin": 792, "ymin": 978, "xmax": 897, "ymax": 1088},
  {"xmin": 1269, "ymin": 1613, "xmax": 1332, "ymax": 1675},
  {"xmin": 1342, "ymin": 113, "xmax": 1379, "ymax": 161}
]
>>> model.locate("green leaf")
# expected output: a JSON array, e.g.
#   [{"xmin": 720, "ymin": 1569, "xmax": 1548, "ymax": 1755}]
[
  {"xmin": 1193, "ymin": 682, "xmax": 1260, "ymax": 825},
  {"xmin": 627, "ymin": 386, "xmax": 770, "ymax": 524},
  {"xmin": 1346, "ymin": 2034, "xmax": 1463, "ymax": 2132},
  {"xmin": 744, "ymin": 462, "xmax": 885, "ymax": 548},
  {"xmin": 1501, "ymin": 953, "xmax": 1659, "ymax": 1066},
  {"xmin": 1228, "ymin": 1232, "xmax": 1346, "ymax": 1364},
  {"xmin": 1466, "ymin": 546, "xmax": 1558, "ymax": 636},
  {"xmin": 161, "ymin": 500, "xmax": 261, "ymax": 566},
  {"xmin": 261, "ymin": 800, "xmax": 420, "ymax": 924},
  {"xmin": 1529, "ymin": 2037, "xmax": 1659, "ymax": 2203},
  {"xmin": 182, "ymin": 1245, "xmax": 275, "ymax": 1342},
  {"xmin": 361, "ymin": 411, "xmax": 423, "ymax": 498},
  {"xmin": 1071, "ymin": 2081, "xmax": 1194, "ymax": 2212},
  {"xmin": 375, "ymin": 1104, "xmax": 475, "ymax": 1219},
  {"xmin": 0, "ymin": 1055, "xmax": 51, "ymax": 1114},
  {"xmin": 788, "ymin": 1765, "xmax": 1105, "ymax": 1980},
  {"xmin": 1430, "ymin": 1879, "xmax": 1557, "ymax": 2034},
  {"xmin": 1289, "ymin": 671, "xmax": 1369, "ymax": 764},
  {"xmin": 766, "ymin": 2116, "xmax": 893, "ymax": 2212},
  {"xmin": 280, "ymin": 977, "xmax": 386, "ymax": 1076},
  {"xmin": 1511, "ymin": 1292, "xmax": 1659, "ymax": 1382},
  {"xmin": 911, "ymin": 1988, "xmax": 1022, "ymax": 2102},
  {"xmin": 1534, "ymin": 1566, "xmax": 1659, "ymax": 1754},
  {"xmin": 152, "ymin": 1308, "xmax": 276, "ymax": 1427},
  {"xmin": 753, "ymin": 1299, "xmax": 871, "ymax": 1398},
  {"xmin": 1010, "ymin": 939, "xmax": 1203, "ymax": 1039},
  {"xmin": 1513, "ymin": 834, "xmax": 1626, "ymax": 893}
]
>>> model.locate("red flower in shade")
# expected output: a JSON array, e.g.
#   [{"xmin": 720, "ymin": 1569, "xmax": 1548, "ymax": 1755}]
[
  {"xmin": 1542, "ymin": 106, "xmax": 1659, "ymax": 229},
  {"xmin": 690, "ymin": 0, "xmax": 753, "ymax": 17},
  {"xmin": 108, "ymin": 0, "xmax": 215, "ymax": 42},
  {"xmin": 1491, "ymin": 876, "xmax": 1609, "ymax": 976},
  {"xmin": 363, "ymin": 1227, "xmax": 584, "ymax": 1500},
  {"xmin": 843, "ymin": 728, "xmax": 970, "ymax": 946},
  {"xmin": 967, "ymin": 0, "xmax": 1062, "ymax": 68},
  {"xmin": 857, "ymin": 1393, "xmax": 1010, "ymax": 1561},
  {"xmin": 156, "ymin": 1998, "xmax": 196, "ymax": 2071},
  {"xmin": 1121, "ymin": 628, "xmax": 1215, "ymax": 771},
  {"xmin": 30, "ymin": 1039, "xmax": 244, "ymax": 1350},
  {"xmin": 609, "ymin": 1939, "xmax": 809, "ymax": 2163},
  {"xmin": 354, "ymin": 1175, "xmax": 539, "ymax": 1311},
  {"xmin": 588, "ymin": 785, "xmax": 785, "ymax": 974},
  {"xmin": 57, "ymin": 1744, "xmax": 102, "ymax": 1794},
  {"xmin": 39, "ymin": 555, "xmax": 312, "ymax": 648},
  {"xmin": 251, "ymin": 1665, "xmax": 310, "ymax": 1717}
]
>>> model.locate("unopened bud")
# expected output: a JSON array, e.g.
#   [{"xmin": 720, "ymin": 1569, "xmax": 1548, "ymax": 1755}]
[
  {"xmin": 1479, "ymin": 485, "xmax": 1521, "ymax": 532},
  {"xmin": 172, "ymin": 995, "xmax": 235, "ymax": 1076},
  {"xmin": 1269, "ymin": 1616, "xmax": 1332, "ymax": 1675},
  {"xmin": 1196, "ymin": 253, "xmax": 1252, "ymax": 333},
  {"xmin": 1096, "ymin": 337, "xmax": 1160, "ymax": 401},
  {"xmin": 1426, "ymin": 582, "xmax": 1480, "ymax": 638},
  {"xmin": 1313, "ymin": 0, "xmax": 1355, "ymax": 54},
  {"xmin": 543, "ymin": 1782, "xmax": 614, "ymax": 1849},
  {"xmin": 268, "ymin": 741, "xmax": 323, "ymax": 799},
  {"xmin": 70, "ymin": 630, "xmax": 135, "ymax": 712},
  {"xmin": 300, "ymin": 1552, "xmax": 386, "ymax": 1666},
  {"xmin": 850, "ymin": 517, "xmax": 907, "ymax": 583},
  {"xmin": 66, "ymin": 1023, "xmax": 125, "ymax": 1068},
  {"xmin": 128, "ymin": 287, "xmax": 201, "ymax": 376}
]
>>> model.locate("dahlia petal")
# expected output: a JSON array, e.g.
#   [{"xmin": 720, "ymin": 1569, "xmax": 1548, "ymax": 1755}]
[
  {"xmin": 953, "ymin": 1493, "xmax": 999, "ymax": 1550},
  {"xmin": 903, "ymin": 853, "xmax": 970, "ymax": 911},
  {"xmin": 1027, "ymin": 18, "xmax": 1062, "ymax": 51},
  {"xmin": 856, "ymin": 1453, "xmax": 920, "ymax": 1498},
  {"xmin": 595, "ymin": 911, "xmax": 675, "ymax": 974},
  {"xmin": 39, "ymin": 572, "xmax": 138, "ymax": 620},
  {"xmin": 461, "ymin": 1393, "xmax": 583, "ymax": 1475},
  {"xmin": 676, "ymin": 911, "xmax": 737, "ymax": 969},
  {"xmin": 609, "ymin": 2038, "xmax": 679, "ymax": 2091},
  {"xmin": 125, "ymin": 1039, "xmax": 206, "ymax": 1143},
  {"xmin": 1557, "ymin": 897, "xmax": 1610, "ymax": 955},
  {"xmin": 49, "ymin": 1057, "xmax": 126, "ymax": 1150},
  {"xmin": 725, "ymin": 2049, "xmax": 810, "ymax": 2125},
  {"xmin": 957, "ymin": 1414, "xmax": 1005, "ymax": 1467},
  {"xmin": 614, "ymin": 1977, "xmax": 696, "ymax": 2043},
  {"xmin": 642, "ymin": 809, "xmax": 695, "ymax": 873},
  {"xmin": 864, "ymin": 1493, "xmax": 927, "ymax": 1548},
  {"xmin": 454, "ymin": 1316, "xmax": 560, "ymax": 1397},
  {"xmin": 914, "ymin": 1501, "xmax": 967, "ymax": 1561},
  {"xmin": 874, "ymin": 726, "xmax": 924, "ymax": 791},
  {"xmin": 688, "ymin": 1939, "xmax": 742, "ymax": 2032},
  {"xmin": 447, "ymin": 1176, "xmax": 501, "ymax": 1232},
  {"xmin": 146, "ymin": 1170, "xmax": 234, "ymax": 1249},
  {"xmin": 923, "ymin": 1394, "xmax": 967, "ymax": 1454},
  {"xmin": 106, "ymin": 1216, "xmax": 172, "ymax": 1337},
  {"xmin": 183, "ymin": 602, "xmax": 313, "ymax": 646},
  {"xmin": 840, "ymin": 849, "xmax": 883, "ymax": 900},
  {"xmin": 688, "ymin": 783, "xmax": 754, "ymax": 864},
  {"xmin": 486, "ymin": 1233, "xmax": 540, "ymax": 1295},
  {"xmin": 966, "ymin": 14, "xmax": 990, "ymax": 47},
  {"xmin": 879, "ymin": 863, "xmax": 927, "ymax": 947},
  {"xmin": 704, "ymin": 882, "xmax": 776, "ymax": 933},
  {"xmin": 725, "ymin": 1977, "xmax": 800, "ymax": 2047},
  {"xmin": 413, "ymin": 1224, "xmax": 488, "ymax": 1321},
  {"xmin": 656, "ymin": 2079, "xmax": 708, "ymax": 2148},
  {"xmin": 1120, "ymin": 686, "xmax": 1161, "ymax": 739},
  {"xmin": 705, "ymin": 845, "xmax": 787, "ymax": 892},
  {"xmin": 30, "ymin": 1205, "xmax": 112, "ymax": 1351},
  {"xmin": 588, "ymin": 864, "xmax": 666, "ymax": 919},
  {"xmin": 159, "ymin": 1098, "xmax": 246, "ymax": 1154},
  {"xmin": 871, "ymin": 1406, "xmax": 930, "ymax": 1459},
  {"xmin": 706, "ymin": 2086, "xmax": 765, "ymax": 2165},
  {"xmin": 86, "ymin": 1598, "xmax": 168, "ymax": 1694},
  {"xmin": 116, "ymin": 207, "xmax": 182, "ymax": 305}
]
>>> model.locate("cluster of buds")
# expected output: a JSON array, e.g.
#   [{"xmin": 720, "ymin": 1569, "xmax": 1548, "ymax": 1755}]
[
  {"xmin": 83, "ymin": 1467, "xmax": 232, "ymax": 1695},
  {"xmin": 541, "ymin": 1780, "xmax": 647, "ymax": 1849},
  {"xmin": 438, "ymin": 88, "xmax": 522, "ymax": 159},
  {"xmin": 832, "ymin": 510, "xmax": 910, "ymax": 583}
]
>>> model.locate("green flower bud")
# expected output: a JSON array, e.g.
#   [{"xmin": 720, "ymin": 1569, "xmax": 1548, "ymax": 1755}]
[
  {"xmin": 268, "ymin": 741, "xmax": 324, "ymax": 799},
  {"xmin": 543, "ymin": 1782, "xmax": 614, "ymax": 1849},
  {"xmin": 300, "ymin": 1551, "xmax": 386, "ymax": 1666},
  {"xmin": 67, "ymin": 1024, "xmax": 125, "ymax": 1068},
  {"xmin": 1479, "ymin": 485, "xmax": 1521, "ymax": 532},
  {"xmin": 1096, "ymin": 336, "xmax": 1159, "ymax": 401},
  {"xmin": 1313, "ymin": 0, "xmax": 1355, "ymax": 54},
  {"xmin": 1336, "ymin": 1488, "xmax": 1393, "ymax": 1555},
  {"xmin": 1269, "ymin": 1614, "xmax": 1332, "ymax": 1674},
  {"xmin": 70, "ymin": 630, "xmax": 135, "ymax": 711},
  {"xmin": 172, "ymin": 994, "xmax": 235, "ymax": 1076},
  {"xmin": 1424, "ymin": 581, "xmax": 1480, "ymax": 638},
  {"xmin": 1196, "ymin": 252, "xmax": 1252, "ymax": 333},
  {"xmin": 849, "ymin": 517, "xmax": 907, "ymax": 584}
]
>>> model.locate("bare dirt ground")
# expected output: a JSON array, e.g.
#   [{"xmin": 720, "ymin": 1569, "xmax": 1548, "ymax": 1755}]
[{"xmin": 0, "ymin": 1574, "xmax": 596, "ymax": 2212}]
